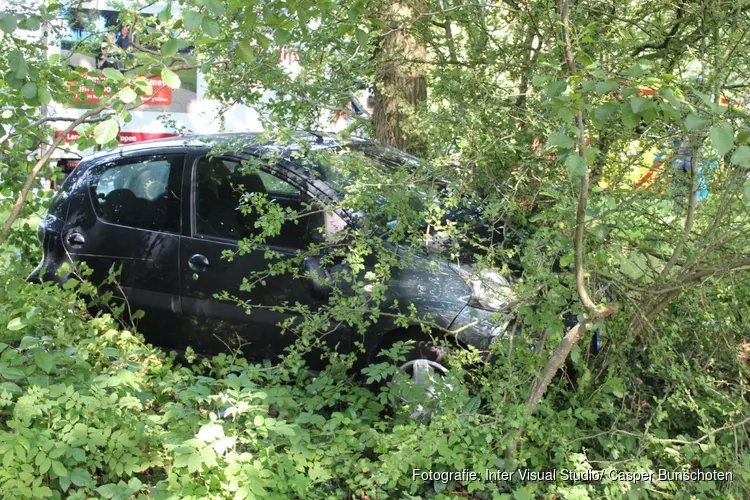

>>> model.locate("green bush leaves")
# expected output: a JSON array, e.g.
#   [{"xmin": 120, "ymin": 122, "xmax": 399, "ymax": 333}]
[{"xmin": 94, "ymin": 118, "xmax": 119, "ymax": 145}]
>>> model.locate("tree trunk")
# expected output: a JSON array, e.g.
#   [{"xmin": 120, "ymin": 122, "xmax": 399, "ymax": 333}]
[{"xmin": 372, "ymin": 2, "xmax": 427, "ymax": 155}]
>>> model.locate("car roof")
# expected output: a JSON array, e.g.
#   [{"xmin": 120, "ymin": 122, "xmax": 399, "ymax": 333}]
[
  {"xmin": 79, "ymin": 131, "xmax": 424, "ymax": 177},
  {"xmin": 83, "ymin": 131, "xmax": 372, "ymax": 162}
]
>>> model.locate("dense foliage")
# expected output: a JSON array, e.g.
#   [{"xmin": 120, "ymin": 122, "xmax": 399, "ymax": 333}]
[
  {"xmin": 1, "ymin": 0, "xmax": 749, "ymax": 498},
  {"xmin": 1, "ymin": 265, "xmax": 748, "ymax": 499}
]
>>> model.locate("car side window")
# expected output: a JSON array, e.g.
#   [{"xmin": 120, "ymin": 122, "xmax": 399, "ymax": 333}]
[
  {"xmin": 89, "ymin": 155, "xmax": 183, "ymax": 233},
  {"xmin": 258, "ymin": 171, "xmax": 300, "ymax": 197},
  {"xmin": 194, "ymin": 156, "xmax": 309, "ymax": 247}
]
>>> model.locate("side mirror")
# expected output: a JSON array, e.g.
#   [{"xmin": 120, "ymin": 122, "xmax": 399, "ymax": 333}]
[{"xmin": 301, "ymin": 257, "xmax": 333, "ymax": 300}]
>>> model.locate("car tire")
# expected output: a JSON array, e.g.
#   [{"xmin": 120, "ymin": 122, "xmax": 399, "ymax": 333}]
[{"xmin": 375, "ymin": 333, "xmax": 454, "ymax": 398}]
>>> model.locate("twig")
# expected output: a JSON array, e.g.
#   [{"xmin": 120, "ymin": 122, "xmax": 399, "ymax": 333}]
[{"xmin": 0, "ymin": 99, "xmax": 113, "ymax": 246}]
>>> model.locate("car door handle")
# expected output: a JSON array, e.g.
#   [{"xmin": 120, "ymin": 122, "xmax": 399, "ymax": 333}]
[
  {"xmin": 66, "ymin": 231, "xmax": 85, "ymax": 247},
  {"xmin": 188, "ymin": 254, "xmax": 209, "ymax": 272}
]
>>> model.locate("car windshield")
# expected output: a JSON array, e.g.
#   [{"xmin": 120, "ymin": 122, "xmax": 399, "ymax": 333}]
[
  {"xmin": 308, "ymin": 144, "xmax": 433, "ymax": 225},
  {"xmin": 311, "ymin": 143, "xmax": 423, "ymax": 189}
]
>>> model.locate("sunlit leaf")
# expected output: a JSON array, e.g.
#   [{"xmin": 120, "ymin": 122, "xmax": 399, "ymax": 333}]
[
  {"xmin": 161, "ymin": 69, "xmax": 181, "ymax": 89},
  {"xmin": 709, "ymin": 122, "xmax": 733, "ymax": 156},
  {"xmin": 93, "ymin": 118, "xmax": 119, "ymax": 145}
]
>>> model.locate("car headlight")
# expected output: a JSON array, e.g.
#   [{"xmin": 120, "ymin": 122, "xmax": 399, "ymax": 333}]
[{"xmin": 468, "ymin": 269, "xmax": 514, "ymax": 312}]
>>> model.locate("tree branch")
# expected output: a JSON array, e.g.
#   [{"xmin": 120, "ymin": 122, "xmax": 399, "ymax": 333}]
[
  {"xmin": 630, "ymin": 1, "xmax": 686, "ymax": 57},
  {"xmin": 561, "ymin": 0, "xmax": 597, "ymax": 312},
  {"xmin": 658, "ymin": 143, "xmax": 700, "ymax": 280},
  {"xmin": 526, "ymin": 305, "xmax": 618, "ymax": 414},
  {"xmin": 0, "ymin": 100, "xmax": 113, "ymax": 246},
  {"xmin": 503, "ymin": 0, "xmax": 617, "ymax": 462}
]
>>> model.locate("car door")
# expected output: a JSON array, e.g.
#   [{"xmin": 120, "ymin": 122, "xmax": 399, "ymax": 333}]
[
  {"xmin": 179, "ymin": 153, "xmax": 350, "ymax": 364},
  {"xmin": 61, "ymin": 151, "xmax": 185, "ymax": 345}
]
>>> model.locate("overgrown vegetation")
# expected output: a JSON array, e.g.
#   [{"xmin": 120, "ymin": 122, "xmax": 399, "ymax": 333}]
[{"xmin": 2, "ymin": 0, "xmax": 750, "ymax": 498}]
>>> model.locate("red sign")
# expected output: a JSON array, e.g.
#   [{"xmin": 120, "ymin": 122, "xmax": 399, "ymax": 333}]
[
  {"xmin": 141, "ymin": 77, "xmax": 172, "ymax": 106},
  {"xmin": 69, "ymin": 73, "xmax": 113, "ymax": 103},
  {"xmin": 55, "ymin": 130, "xmax": 177, "ymax": 144},
  {"xmin": 68, "ymin": 74, "xmax": 172, "ymax": 106}
]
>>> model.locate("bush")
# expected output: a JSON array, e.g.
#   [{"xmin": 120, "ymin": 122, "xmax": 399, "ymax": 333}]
[{"xmin": 1, "ymin": 293, "xmax": 748, "ymax": 499}]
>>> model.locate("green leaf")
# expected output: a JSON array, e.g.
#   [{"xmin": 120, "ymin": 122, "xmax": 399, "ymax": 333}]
[
  {"xmin": 102, "ymin": 68, "xmax": 124, "ymax": 81},
  {"xmin": 117, "ymin": 87, "xmax": 137, "ymax": 104},
  {"xmin": 660, "ymin": 87, "xmax": 681, "ymax": 107},
  {"xmin": 546, "ymin": 132, "xmax": 574, "ymax": 150},
  {"xmin": 463, "ymin": 396, "xmax": 482, "ymax": 414},
  {"xmin": 630, "ymin": 96, "xmax": 652, "ymax": 114},
  {"xmin": 0, "ymin": 382, "xmax": 23, "ymax": 395},
  {"xmin": 7, "ymin": 317, "xmax": 26, "ymax": 331},
  {"xmin": 183, "ymin": 11, "xmax": 203, "ymax": 31},
  {"xmin": 660, "ymin": 102, "xmax": 682, "ymax": 123},
  {"xmin": 204, "ymin": 0, "xmax": 226, "ymax": 16},
  {"xmin": 0, "ymin": 367, "xmax": 25, "ymax": 380},
  {"xmin": 744, "ymin": 180, "xmax": 750, "ymax": 204},
  {"xmin": 70, "ymin": 468, "xmax": 92, "ymax": 487},
  {"xmin": 51, "ymin": 460, "xmax": 67, "ymax": 477},
  {"xmin": 236, "ymin": 41, "xmax": 256, "ymax": 64},
  {"xmin": 202, "ymin": 17, "xmax": 220, "ymax": 38},
  {"xmin": 531, "ymin": 74, "xmax": 549, "ymax": 87},
  {"xmin": 102, "ymin": 347, "xmax": 120, "ymax": 357},
  {"xmin": 593, "ymin": 103, "xmax": 619, "ymax": 122},
  {"xmin": 187, "ymin": 453, "xmax": 201, "ymax": 473},
  {"xmin": 355, "ymin": 28, "xmax": 368, "ymax": 48},
  {"xmin": 579, "ymin": 80, "xmax": 596, "ymax": 93},
  {"xmin": 21, "ymin": 82, "xmax": 37, "ymax": 99},
  {"xmin": 621, "ymin": 103, "xmax": 639, "ymax": 129},
  {"xmin": 34, "ymin": 350, "xmax": 55, "ymax": 373},
  {"xmin": 94, "ymin": 118, "xmax": 119, "ymax": 145},
  {"xmin": 513, "ymin": 489, "xmax": 534, "ymax": 500},
  {"xmin": 161, "ymin": 38, "xmax": 180, "ymax": 58},
  {"xmin": 1, "ymin": 109, "xmax": 12, "ymax": 119},
  {"xmin": 9, "ymin": 50, "xmax": 28, "ymax": 79},
  {"xmin": 559, "ymin": 251, "xmax": 574, "ymax": 268},
  {"xmin": 62, "ymin": 279, "xmax": 79, "ymax": 290},
  {"xmin": 709, "ymin": 122, "xmax": 733, "ymax": 156},
  {"xmin": 59, "ymin": 474, "xmax": 71, "ymax": 492},
  {"xmin": 97, "ymin": 484, "xmax": 119, "ymax": 499},
  {"xmin": 0, "ymin": 13, "xmax": 17, "ymax": 33},
  {"xmin": 685, "ymin": 114, "xmax": 708, "ymax": 131},
  {"xmin": 22, "ymin": 16, "xmax": 41, "ymax": 31},
  {"xmin": 570, "ymin": 344, "xmax": 581, "ymax": 364},
  {"xmin": 545, "ymin": 80, "xmax": 567, "ymax": 97},
  {"xmin": 157, "ymin": 4, "xmax": 172, "ymax": 23},
  {"xmin": 354, "ymin": 28, "xmax": 370, "ymax": 49},
  {"xmin": 730, "ymin": 145, "xmax": 750, "ymax": 167},
  {"xmin": 693, "ymin": 90, "xmax": 714, "ymax": 108},
  {"xmin": 595, "ymin": 81, "xmax": 619, "ymax": 95},
  {"xmin": 38, "ymin": 87, "xmax": 51, "ymax": 105},
  {"xmin": 161, "ymin": 69, "xmax": 181, "ymax": 89},
  {"xmin": 624, "ymin": 63, "xmax": 645, "ymax": 77},
  {"xmin": 274, "ymin": 28, "xmax": 292, "ymax": 45},
  {"xmin": 565, "ymin": 154, "xmax": 587, "ymax": 179}
]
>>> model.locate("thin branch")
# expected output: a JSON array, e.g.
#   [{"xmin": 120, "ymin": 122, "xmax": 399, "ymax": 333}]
[
  {"xmin": 658, "ymin": 143, "xmax": 700, "ymax": 280},
  {"xmin": 560, "ymin": 0, "xmax": 596, "ymax": 312},
  {"xmin": 0, "ymin": 100, "xmax": 113, "ymax": 246},
  {"xmin": 630, "ymin": 1, "xmax": 686, "ymax": 57}
]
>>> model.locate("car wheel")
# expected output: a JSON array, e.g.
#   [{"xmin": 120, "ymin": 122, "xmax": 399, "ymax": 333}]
[
  {"xmin": 396, "ymin": 340, "xmax": 452, "ymax": 395},
  {"xmin": 376, "ymin": 336, "xmax": 455, "ymax": 406}
]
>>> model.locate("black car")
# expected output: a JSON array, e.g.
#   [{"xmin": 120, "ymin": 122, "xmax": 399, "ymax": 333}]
[{"xmin": 29, "ymin": 133, "xmax": 513, "ymax": 379}]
